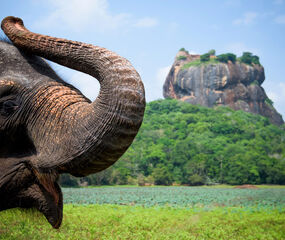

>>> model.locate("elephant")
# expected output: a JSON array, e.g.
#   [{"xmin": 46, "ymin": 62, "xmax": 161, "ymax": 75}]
[{"xmin": 0, "ymin": 16, "xmax": 145, "ymax": 228}]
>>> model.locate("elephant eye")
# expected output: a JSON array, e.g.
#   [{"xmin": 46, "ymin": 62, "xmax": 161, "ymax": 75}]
[
  {"xmin": 4, "ymin": 100, "xmax": 18, "ymax": 113},
  {"xmin": 0, "ymin": 99, "xmax": 19, "ymax": 116}
]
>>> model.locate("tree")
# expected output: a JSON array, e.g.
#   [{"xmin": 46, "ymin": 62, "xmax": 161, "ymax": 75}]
[
  {"xmin": 200, "ymin": 53, "xmax": 210, "ymax": 62},
  {"xmin": 78, "ymin": 99, "xmax": 285, "ymax": 186},
  {"xmin": 208, "ymin": 49, "xmax": 216, "ymax": 56},
  {"xmin": 59, "ymin": 174, "xmax": 78, "ymax": 187},
  {"xmin": 152, "ymin": 164, "xmax": 172, "ymax": 185},
  {"xmin": 240, "ymin": 52, "xmax": 253, "ymax": 64},
  {"xmin": 189, "ymin": 174, "xmax": 205, "ymax": 186},
  {"xmin": 217, "ymin": 53, "xmax": 236, "ymax": 63}
]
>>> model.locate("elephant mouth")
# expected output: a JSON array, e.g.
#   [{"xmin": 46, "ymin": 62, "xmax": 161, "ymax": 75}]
[
  {"xmin": 0, "ymin": 161, "xmax": 63, "ymax": 229},
  {"xmin": 0, "ymin": 125, "xmax": 36, "ymax": 158}
]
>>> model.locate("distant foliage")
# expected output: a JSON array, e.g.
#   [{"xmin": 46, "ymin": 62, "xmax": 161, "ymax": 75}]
[
  {"xmin": 208, "ymin": 49, "xmax": 216, "ymax": 56},
  {"xmin": 60, "ymin": 99, "xmax": 285, "ymax": 186},
  {"xmin": 239, "ymin": 52, "xmax": 261, "ymax": 65},
  {"xmin": 216, "ymin": 53, "xmax": 237, "ymax": 63},
  {"xmin": 177, "ymin": 55, "xmax": 187, "ymax": 61},
  {"xmin": 181, "ymin": 50, "xmax": 261, "ymax": 70},
  {"xmin": 200, "ymin": 53, "xmax": 210, "ymax": 62},
  {"xmin": 179, "ymin": 47, "xmax": 189, "ymax": 54},
  {"xmin": 265, "ymin": 97, "xmax": 274, "ymax": 106}
]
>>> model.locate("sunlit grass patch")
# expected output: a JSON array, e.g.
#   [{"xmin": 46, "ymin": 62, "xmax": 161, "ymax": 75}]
[{"xmin": 0, "ymin": 205, "xmax": 284, "ymax": 240}]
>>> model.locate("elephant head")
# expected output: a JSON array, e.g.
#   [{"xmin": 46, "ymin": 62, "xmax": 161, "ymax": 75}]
[{"xmin": 0, "ymin": 17, "xmax": 145, "ymax": 228}]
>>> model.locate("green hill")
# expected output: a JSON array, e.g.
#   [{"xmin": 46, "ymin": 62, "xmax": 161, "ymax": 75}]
[{"xmin": 60, "ymin": 99, "xmax": 285, "ymax": 186}]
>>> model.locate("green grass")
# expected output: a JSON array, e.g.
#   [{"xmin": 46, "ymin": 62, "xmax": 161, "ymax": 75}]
[
  {"xmin": 182, "ymin": 58, "xmax": 219, "ymax": 69},
  {"xmin": 1, "ymin": 187, "xmax": 285, "ymax": 239},
  {"xmin": 85, "ymin": 184, "xmax": 285, "ymax": 189},
  {"xmin": 0, "ymin": 205, "xmax": 284, "ymax": 240}
]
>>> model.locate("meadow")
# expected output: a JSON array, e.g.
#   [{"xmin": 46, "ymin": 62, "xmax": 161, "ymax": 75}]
[{"xmin": 1, "ymin": 186, "xmax": 285, "ymax": 239}]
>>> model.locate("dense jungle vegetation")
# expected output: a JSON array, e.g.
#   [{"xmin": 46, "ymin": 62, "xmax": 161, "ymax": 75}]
[{"xmin": 60, "ymin": 99, "xmax": 285, "ymax": 187}]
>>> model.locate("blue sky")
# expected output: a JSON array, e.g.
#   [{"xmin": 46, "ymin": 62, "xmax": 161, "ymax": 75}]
[{"xmin": 1, "ymin": 0, "xmax": 285, "ymax": 118}]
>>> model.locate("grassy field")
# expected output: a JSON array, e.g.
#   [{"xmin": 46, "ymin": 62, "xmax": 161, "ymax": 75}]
[{"xmin": 1, "ymin": 186, "xmax": 285, "ymax": 239}]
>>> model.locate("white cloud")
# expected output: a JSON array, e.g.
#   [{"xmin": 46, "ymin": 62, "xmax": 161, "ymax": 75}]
[
  {"xmin": 274, "ymin": 15, "xmax": 285, "ymax": 24},
  {"xmin": 156, "ymin": 66, "xmax": 171, "ymax": 84},
  {"xmin": 35, "ymin": 0, "xmax": 130, "ymax": 32},
  {"xmin": 135, "ymin": 17, "xmax": 158, "ymax": 28},
  {"xmin": 35, "ymin": 0, "xmax": 159, "ymax": 33},
  {"xmin": 224, "ymin": 42, "xmax": 260, "ymax": 56},
  {"xmin": 233, "ymin": 12, "xmax": 258, "ymax": 26},
  {"xmin": 69, "ymin": 72, "xmax": 100, "ymax": 101}
]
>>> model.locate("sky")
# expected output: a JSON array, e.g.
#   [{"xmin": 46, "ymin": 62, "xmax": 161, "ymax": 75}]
[{"xmin": 0, "ymin": 0, "xmax": 285, "ymax": 118}]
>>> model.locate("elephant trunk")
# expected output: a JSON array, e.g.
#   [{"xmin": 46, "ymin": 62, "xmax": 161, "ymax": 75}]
[{"xmin": 1, "ymin": 17, "xmax": 145, "ymax": 176}]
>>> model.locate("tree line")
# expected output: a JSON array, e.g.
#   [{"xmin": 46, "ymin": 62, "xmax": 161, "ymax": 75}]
[{"xmin": 59, "ymin": 99, "xmax": 285, "ymax": 186}]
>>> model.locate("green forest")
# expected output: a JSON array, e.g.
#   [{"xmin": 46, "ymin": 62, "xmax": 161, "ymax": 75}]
[{"xmin": 60, "ymin": 99, "xmax": 285, "ymax": 187}]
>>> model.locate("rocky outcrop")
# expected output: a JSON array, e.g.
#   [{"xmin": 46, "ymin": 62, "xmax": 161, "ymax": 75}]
[{"xmin": 163, "ymin": 50, "xmax": 284, "ymax": 126}]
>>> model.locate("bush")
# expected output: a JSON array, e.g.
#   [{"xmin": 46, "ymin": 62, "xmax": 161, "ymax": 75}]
[
  {"xmin": 239, "ymin": 52, "xmax": 260, "ymax": 65},
  {"xmin": 177, "ymin": 55, "xmax": 187, "ymax": 61},
  {"xmin": 189, "ymin": 174, "xmax": 205, "ymax": 186},
  {"xmin": 59, "ymin": 174, "xmax": 78, "ymax": 187},
  {"xmin": 152, "ymin": 164, "xmax": 172, "ymax": 185},
  {"xmin": 251, "ymin": 55, "xmax": 260, "ymax": 65},
  {"xmin": 240, "ymin": 52, "xmax": 253, "ymax": 64},
  {"xmin": 217, "ymin": 53, "xmax": 236, "ymax": 63},
  {"xmin": 179, "ymin": 48, "xmax": 189, "ymax": 54},
  {"xmin": 216, "ymin": 54, "xmax": 228, "ymax": 63},
  {"xmin": 226, "ymin": 53, "xmax": 236, "ymax": 63},
  {"xmin": 200, "ymin": 53, "xmax": 210, "ymax": 62},
  {"xmin": 208, "ymin": 49, "xmax": 216, "ymax": 56},
  {"xmin": 265, "ymin": 98, "xmax": 274, "ymax": 106}
]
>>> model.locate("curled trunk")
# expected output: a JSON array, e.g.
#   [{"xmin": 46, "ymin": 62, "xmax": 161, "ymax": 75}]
[{"xmin": 1, "ymin": 16, "xmax": 145, "ymax": 176}]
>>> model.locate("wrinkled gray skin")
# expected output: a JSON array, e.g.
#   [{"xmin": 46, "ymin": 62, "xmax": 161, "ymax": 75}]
[{"xmin": 0, "ymin": 17, "xmax": 145, "ymax": 228}]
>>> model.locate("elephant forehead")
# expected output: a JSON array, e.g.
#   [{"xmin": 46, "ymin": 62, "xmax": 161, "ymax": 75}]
[{"xmin": 0, "ymin": 41, "xmax": 62, "ymax": 88}]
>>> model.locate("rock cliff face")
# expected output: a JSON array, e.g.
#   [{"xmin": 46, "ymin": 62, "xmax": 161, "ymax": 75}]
[{"xmin": 163, "ymin": 50, "xmax": 284, "ymax": 126}]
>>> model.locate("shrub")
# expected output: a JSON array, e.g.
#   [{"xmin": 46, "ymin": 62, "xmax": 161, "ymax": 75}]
[
  {"xmin": 59, "ymin": 174, "xmax": 78, "ymax": 187},
  {"xmin": 251, "ymin": 55, "xmax": 260, "ymax": 65},
  {"xmin": 216, "ymin": 54, "xmax": 228, "ymax": 63},
  {"xmin": 189, "ymin": 174, "xmax": 205, "ymax": 186},
  {"xmin": 177, "ymin": 55, "xmax": 187, "ymax": 61},
  {"xmin": 239, "ymin": 52, "xmax": 260, "ymax": 65},
  {"xmin": 200, "ymin": 53, "xmax": 210, "ymax": 62},
  {"xmin": 208, "ymin": 49, "xmax": 216, "ymax": 56},
  {"xmin": 217, "ymin": 53, "xmax": 236, "ymax": 63},
  {"xmin": 265, "ymin": 98, "xmax": 274, "ymax": 106},
  {"xmin": 137, "ymin": 174, "xmax": 145, "ymax": 186},
  {"xmin": 226, "ymin": 53, "xmax": 236, "ymax": 63},
  {"xmin": 179, "ymin": 48, "xmax": 189, "ymax": 54},
  {"xmin": 240, "ymin": 52, "xmax": 253, "ymax": 64}
]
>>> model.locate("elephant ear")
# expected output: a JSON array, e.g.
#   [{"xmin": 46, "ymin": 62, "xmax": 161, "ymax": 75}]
[{"xmin": 1, "ymin": 17, "xmax": 145, "ymax": 177}]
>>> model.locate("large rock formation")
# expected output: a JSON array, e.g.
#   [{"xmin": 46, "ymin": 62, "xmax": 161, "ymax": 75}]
[{"xmin": 163, "ymin": 50, "xmax": 284, "ymax": 126}]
